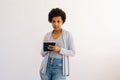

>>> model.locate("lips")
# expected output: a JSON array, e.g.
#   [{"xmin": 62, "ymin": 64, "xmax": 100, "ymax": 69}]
[{"xmin": 53, "ymin": 26, "xmax": 59, "ymax": 29}]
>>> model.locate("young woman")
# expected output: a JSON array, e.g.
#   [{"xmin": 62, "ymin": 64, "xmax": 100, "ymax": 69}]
[{"xmin": 40, "ymin": 8, "xmax": 75, "ymax": 80}]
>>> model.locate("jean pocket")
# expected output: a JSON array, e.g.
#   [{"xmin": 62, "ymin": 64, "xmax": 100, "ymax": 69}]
[{"xmin": 56, "ymin": 63, "xmax": 62, "ymax": 67}]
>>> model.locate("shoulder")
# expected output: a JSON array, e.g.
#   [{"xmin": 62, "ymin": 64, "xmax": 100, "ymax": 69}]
[
  {"xmin": 62, "ymin": 29, "xmax": 72, "ymax": 37},
  {"xmin": 45, "ymin": 32, "xmax": 51, "ymax": 36},
  {"xmin": 43, "ymin": 31, "xmax": 52, "ymax": 41}
]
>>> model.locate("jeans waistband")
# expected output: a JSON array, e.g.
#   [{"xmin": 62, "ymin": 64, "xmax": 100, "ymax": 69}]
[
  {"xmin": 48, "ymin": 57, "xmax": 63, "ymax": 65},
  {"xmin": 48, "ymin": 57, "xmax": 62, "ymax": 60}
]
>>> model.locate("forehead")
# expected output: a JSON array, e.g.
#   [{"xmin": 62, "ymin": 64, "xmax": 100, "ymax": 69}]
[{"xmin": 52, "ymin": 16, "xmax": 62, "ymax": 20}]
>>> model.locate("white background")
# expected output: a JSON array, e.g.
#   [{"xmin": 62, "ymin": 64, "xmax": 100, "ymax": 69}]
[{"xmin": 0, "ymin": 0, "xmax": 120, "ymax": 80}]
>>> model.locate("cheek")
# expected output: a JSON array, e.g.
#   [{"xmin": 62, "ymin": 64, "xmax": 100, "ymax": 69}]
[
  {"xmin": 51, "ymin": 24, "xmax": 56, "ymax": 28},
  {"xmin": 59, "ymin": 23, "xmax": 63, "ymax": 26}
]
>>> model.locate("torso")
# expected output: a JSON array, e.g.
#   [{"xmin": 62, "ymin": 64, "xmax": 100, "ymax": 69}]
[
  {"xmin": 49, "ymin": 30, "xmax": 63, "ymax": 59},
  {"xmin": 52, "ymin": 29, "xmax": 62, "ymax": 40},
  {"xmin": 52, "ymin": 33, "xmax": 62, "ymax": 40}
]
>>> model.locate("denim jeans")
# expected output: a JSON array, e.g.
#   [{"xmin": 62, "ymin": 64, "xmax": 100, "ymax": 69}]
[{"xmin": 40, "ymin": 57, "xmax": 66, "ymax": 80}]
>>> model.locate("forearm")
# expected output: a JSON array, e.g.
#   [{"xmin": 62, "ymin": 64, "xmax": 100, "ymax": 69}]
[
  {"xmin": 59, "ymin": 48, "xmax": 75, "ymax": 56},
  {"xmin": 41, "ymin": 50, "xmax": 48, "ymax": 57}
]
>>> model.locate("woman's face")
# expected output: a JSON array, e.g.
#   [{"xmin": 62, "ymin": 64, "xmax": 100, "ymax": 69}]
[{"xmin": 51, "ymin": 16, "xmax": 63, "ymax": 31}]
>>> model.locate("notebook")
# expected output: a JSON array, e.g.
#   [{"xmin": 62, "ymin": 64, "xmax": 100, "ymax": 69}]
[{"xmin": 43, "ymin": 42, "xmax": 55, "ymax": 51}]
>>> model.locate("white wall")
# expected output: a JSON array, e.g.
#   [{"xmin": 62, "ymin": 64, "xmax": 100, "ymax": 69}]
[{"xmin": 0, "ymin": 0, "xmax": 120, "ymax": 80}]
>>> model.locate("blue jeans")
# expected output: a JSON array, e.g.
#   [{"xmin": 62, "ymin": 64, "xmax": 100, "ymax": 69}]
[{"xmin": 40, "ymin": 57, "xmax": 66, "ymax": 80}]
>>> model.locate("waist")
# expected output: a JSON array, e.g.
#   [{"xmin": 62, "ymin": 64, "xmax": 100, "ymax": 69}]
[
  {"xmin": 48, "ymin": 57, "xmax": 63, "ymax": 64},
  {"xmin": 49, "ymin": 51, "xmax": 62, "ymax": 59},
  {"xmin": 48, "ymin": 57, "xmax": 62, "ymax": 61}
]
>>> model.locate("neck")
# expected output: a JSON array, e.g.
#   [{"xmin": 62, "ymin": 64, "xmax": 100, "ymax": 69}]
[{"xmin": 53, "ymin": 29, "xmax": 62, "ymax": 34}]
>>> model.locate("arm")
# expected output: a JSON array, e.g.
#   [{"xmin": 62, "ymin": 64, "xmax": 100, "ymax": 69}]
[
  {"xmin": 59, "ymin": 32, "xmax": 75, "ymax": 56},
  {"xmin": 40, "ymin": 33, "xmax": 49, "ymax": 57},
  {"xmin": 41, "ymin": 49, "xmax": 48, "ymax": 57}
]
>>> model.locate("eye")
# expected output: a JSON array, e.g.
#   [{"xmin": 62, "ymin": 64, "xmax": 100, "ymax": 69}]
[
  {"xmin": 52, "ymin": 20, "xmax": 55, "ymax": 23},
  {"xmin": 57, "ymin": 21, "xmax": 60, "ymax": 23}
]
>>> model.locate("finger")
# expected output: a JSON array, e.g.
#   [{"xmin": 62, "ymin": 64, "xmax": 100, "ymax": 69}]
[
  {"xmin": 48, "ymin": 45, "xmax": 54, "ymax": 47},
  {"xmin": 49, "ymin": 45, "xmax": 55, "ymax": 49},
  {"xmin": 48, "ymin": 46, "xmax": 54, "ymax": 50}
]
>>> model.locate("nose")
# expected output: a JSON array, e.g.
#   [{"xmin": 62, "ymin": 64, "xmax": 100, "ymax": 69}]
[{"xmin": 54, "ymin": 22, "xmax": 58, "ymax": 26}]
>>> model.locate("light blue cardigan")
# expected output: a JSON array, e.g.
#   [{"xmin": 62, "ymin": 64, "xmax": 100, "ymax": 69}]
[{"xmin": 40, "ymin": 29, "xmax": 75, "ymax": 76}]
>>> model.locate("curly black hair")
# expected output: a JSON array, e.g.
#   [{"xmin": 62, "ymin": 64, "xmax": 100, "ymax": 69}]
[{"xmin": 48, "ymin": 8, "xmax": 66, "ymax": 23}]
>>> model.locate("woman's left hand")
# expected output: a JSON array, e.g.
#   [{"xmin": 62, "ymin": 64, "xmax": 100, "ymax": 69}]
[{"xmin": 48, "ymin": 45, "xmax": 61, "ymax": 52}]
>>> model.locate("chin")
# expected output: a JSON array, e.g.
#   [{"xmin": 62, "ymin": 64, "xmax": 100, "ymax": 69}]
[{"xmin": 54, "ymin": 28, "xmax": 60, "ymax": 31}]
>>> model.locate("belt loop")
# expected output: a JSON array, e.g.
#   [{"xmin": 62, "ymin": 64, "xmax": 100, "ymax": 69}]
[{"xmin": 50, "ymin": 58, "xmax": 54, "ymax": 64}]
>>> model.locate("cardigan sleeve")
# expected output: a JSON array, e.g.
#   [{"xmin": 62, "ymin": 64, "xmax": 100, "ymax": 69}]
[
  {"xmin": 41, "ymin": 48, "xmax": 48, "ymax": 57},
  {"xmin": 40, "ymin": 33, "xmax": 50, "ymax": 57},
  {"xmin": 59, "ymin": 32, "xmax": 75, "ymax": 56}
]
